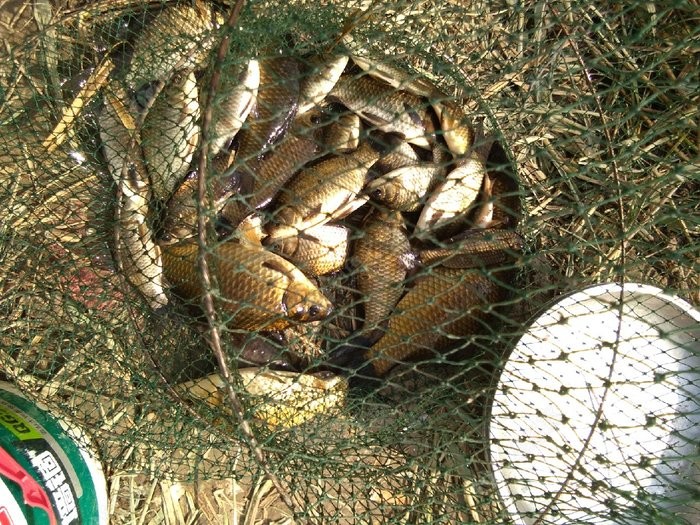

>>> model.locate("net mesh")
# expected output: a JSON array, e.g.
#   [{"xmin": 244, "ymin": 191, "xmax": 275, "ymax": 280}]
[{"xmin": 0, "ymin": 0, "xmax": 698, "ymax": 523}]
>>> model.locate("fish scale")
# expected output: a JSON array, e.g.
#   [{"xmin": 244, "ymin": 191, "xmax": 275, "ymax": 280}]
[
  {"xmin": 204, "ymin": 59, "xmax": 260, "ymax": 156},
  {"xmin": 267, "ymin": 224, "xmax": 350, "ymax": 277},
  {"xmin": 298, "ymin": 54, "xmax": 349, "ymax": 115},
  {"xmin": 354, "ymin": 210, "xmax": 412, "ymax": 337},
  {"xmin": 367, "ymin": 140, "xmax": 449, "ymax": 212},
  {"xmin": 364, "ymin": 268, "xmax": 506, "ymax": 377},
  {"xmin": 415, "ymin": 155, "xmax": 486, "ymax": 239}
]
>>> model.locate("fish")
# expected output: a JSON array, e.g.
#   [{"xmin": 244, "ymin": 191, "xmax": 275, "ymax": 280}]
[
  {"xmin": 482, "ymin": 139, "xmax": 522, "ymax": 229},
  {"xmin": 363, "ymin": 268, "xmax": 507, "ymax": 377},
  {"xmin": 125, "ymin": 0, "xmax": 219, "ymax": 92},
  {"xmin": 176, "ymin": 369, "xmax": 347, "ymax": 429},
  {"xmin": 234, "ymin": 55, "xmax": 301, "ymax": 167},
  {"xmin": 366, "ymin": 164, "xmax": 439, "ymax": 212},
  {"xmin": 141, "ymin": 70, "xmax": 200, "ymax": 202},
  {"xmin": 323, "ymin": 112, "xmax": 361, "ymax": 153},
  {"xmin": 115, "ymin": 146, "xmax": 168, "ymax": 310},
  {"xmin": 353, "ymin": 210, "xmax": 413, "ymax": 338},
  {"xmin": 265, "ymin": 140, "xmax": 384, "ymax": 241},
  {"xmin": 266, "ymin": 223, "xmax": 349, "ymax": 276},
  {"xmin": 159, "ymin": 149, "xmax": 238, "ymax": 245},
  {"xmin": 203, "ymin": 59, "xmax": 260, "ymax": 156},
  {"xmin": 345, "ymin": 39, "xmax": 474, "ymax": 157},
  {"xmin": 345, "ymin": 43, "xmax": 474, "ymax": 157},
  {"xmin": 348, "ymin": 51, "xmax": 440, "ymax": 100},
  {"xmin": 298, "ymin": 54, "xmax": 349, "ymax": 115},
  {"xmin": 235, "ymin": 212, "xmax": 266, "ymax": 246},
  {"xmin": 418, "ymin": 229, "xmax": 524, "ymax": 270},
  {"xmin": 328, "ymin": 74, "xmax": 433, "ymax": 149},
  {"xmin": 414, "ymin": 154, "xmax": 486, "ymax": 240},
  {"xmin": 366, "ymin": 139, "xmax": 449, "ymax": 212},
  {"xmin": 431, "ymin": 100, "xmax": 473, "ymax": 157},
  {"xmin": 99, "ymin": 87, "xmax": 168, "ymax": 309},
  {"xmin": 161, "ymin": 240, "xmax": 333, "ymax": 331},
  {"xmin": 99, "ymin": 85, "xmax": 140, "ymax": 184},
  {"xmin": 218, "ymin": 108, "xmax": 327, "ymax": 228}
]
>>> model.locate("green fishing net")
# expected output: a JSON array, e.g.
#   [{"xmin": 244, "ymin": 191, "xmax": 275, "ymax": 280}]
[{"xmin": 0, "ymin": 0, "xmax": 698, "ymax": 523}]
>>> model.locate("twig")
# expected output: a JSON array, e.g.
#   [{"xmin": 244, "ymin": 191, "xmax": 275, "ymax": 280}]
[
  {"xmin": 195, "ymin": 0, "xmax": 296, "ymax": 516},
  {"xmin": 242, "ymin": 477, "xmax": 274, "ymax": 525}
]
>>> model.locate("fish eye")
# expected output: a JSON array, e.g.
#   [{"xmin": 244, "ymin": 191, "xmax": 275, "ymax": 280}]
[
  {"xmin": 308, "ymin": 304, "xmax": 321, "ymax": 318},
  {"xmin": 372, "ymin": 187, "xmax": 385, "ymax": 201}
]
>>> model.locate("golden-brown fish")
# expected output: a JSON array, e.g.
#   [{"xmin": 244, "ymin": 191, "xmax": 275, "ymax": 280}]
[
  {"xmin": 219, "ymin": 108, "xmax": 326, "ymax": 228},
  {"xmin": 177, "ymin": 369, "xmax": 347, "ymax": 429},
  {"xmin": 266, "ymin": 140, "xmax": 383, "ymax": 240},
  {"xmin": 366, "ymin": 164, "xmax": 439, "ymax": 212},
  {"xmin": 364, "ymin": 268, "xmax": 506, "ymax": 377},
  {"xmin": 323, "ymin": 112, "xmax": 361, "ymax": 153},
  {"xmin": 141, "ymin": 70, "xmax": 200, "ymax": 202},
  {"xmin": 161, "ymin": 240, "xmax": 332, "ymax": 331},
  {"xmin": 234, "ymin": 55, "xmax": 301, "ymax": 166},
  {"xmin": 485, "ymin": 143, "xmax": 522, "ymax": 230},
  {"xmin": 298, "ymin": 54, "xmax": 349, "ymax": 115},
  {"xmin": 366, "ymin": 139, "xmax": 449, "ymax": 212},
  {"xmin": 203, "ymin": 58, "xmax": 260, "ymax": 155},
  {"xmin": 419, "ymin": 229, "xmax": 524, "ymax": 270},
  {"xmin": 125, "ymin": 1, "xmax": 218, "ymax": 91},
  {"xmin": 346, "ymin": 46, "xmax": 473, "ymax": 157},
  {"xmin": 346, "ymin": 43, "xmax": 474, "ymax": 157},
  {"xmin": 431, "ymin": 100, "xmax": 474, "ymax": 157},
  {"xmin": 266, "ymin": 223, "xmax": 349, "ymax": 276},
  {"xmin": 414, "ymin": 155, "xmax": 486, "ymax": 240},
  {"xmin": 99, "ymin": 87, "xmax": 139, "ymax": 184},
  {"xmin": 328, "ymin": 74, "xmax": 433, "ymax": 149},
  {"xmin": 470, "ymin": 172, "xmax": 495, "ymax": 229},
  {"xmin": 353, "ymin": 210, "xmax": 412, "ymax": 337},
  {"xmin": 343, "ymin": 36, "xmax": 441, "ymax": 99},
  {"xmin": 159, "ymin": 149, "xmax": 238, "ymax": 245},
  {"xmin": 235, "ymin": 212, "xmax": 266, "ymax": 246}
]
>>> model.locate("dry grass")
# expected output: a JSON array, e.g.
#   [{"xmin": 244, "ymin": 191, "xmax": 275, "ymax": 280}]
[{"xmin": 0, "ymin": 0, "xmax": 697, "ymax": 523}]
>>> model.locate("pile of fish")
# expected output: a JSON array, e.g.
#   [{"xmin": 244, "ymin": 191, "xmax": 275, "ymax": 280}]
[{"xmin": 98, "ymin": 1, "xmax": 523, "ymax": 393}]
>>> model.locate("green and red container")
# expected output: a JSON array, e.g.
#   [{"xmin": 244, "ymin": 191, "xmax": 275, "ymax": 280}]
[{"xmin": 0, "ymin": 381, "xmax": 108, "ymax": 525}]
